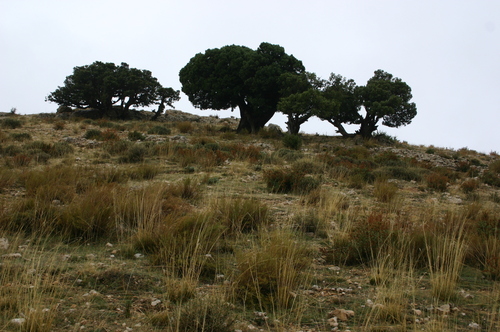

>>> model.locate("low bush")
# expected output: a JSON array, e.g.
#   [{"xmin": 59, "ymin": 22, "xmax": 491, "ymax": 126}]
[
  {"xmin": 119, "ymin": 144, "xmax": 147, "ymax": 163},
  {"xmin": 373, "ymin": 180, "xmax": 398, "ymax": 203},
  {"xmin": 212, "ymin": 198, "xmax": 269, "ymax": 234},
  {"xmin": 263, "ymin": 168, "xmax": 320, "ymax": 194},
  {"xmin": 461, "ymin": 178, "xmax": 479, "ymax": 193},
  {"xmin": 426, "ymin": 172, "xmax": 449, "ymax": 191},
  {"xmin": 10, "ymin": 132, "xmax": 32, "ymax": 141},
  {"xmin": 177, "ymin": 121, "xmax": 194, "ymax": 133},
  {"xmin": 127, "ymin": 130, "xmax": 146, "ymax": 141},
  {"xmin": 148, "ymin": 125, "xmax": 171, "ymax": 135},
  {"xmin": 373, "ymin": 166, "xmax": 424, "ymax": 182},
  {"xmin": 151, "ymin": 295, "xmax": 235, "ymax": 332},
  {"xmin": 234, "ymin": 230, "xmax": 312, "ymax": 309},
  {"xmin": 83, "ymin": 129, "xmax": 102, "ymax": 139},
  {"xmin": 1, "ymin": 117, "xmax": 22, "ymax": 129},
  {"xmin": 282, "ymin": 134, "xmax": 302, "ymax": 150}
]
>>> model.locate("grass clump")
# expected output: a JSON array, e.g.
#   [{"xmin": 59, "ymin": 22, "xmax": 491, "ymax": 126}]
[
  {"xmin": 282, "ymin": 134, "xmax": 302, "ymax": 150},
  {"xmin": 263, "ymin": 168, "xmax": 320, "ymax": 194},
  {"xmin": 83, "ymin": 128, "xmax": 102, "ymax": 139},
  {"xmin": 9, "ymin": 132, "xmax": 32, "ymax": 141},
  {"xmin": 148, "ymin": 125, "xmax": 171, "ymax": 135},
  {"xmin": 234, "ymin": 229, "xmax": 313, "ymax": 310},
  {"xmin": 1, "ymin": 117, "xmax": 23, "ymax": 129}
]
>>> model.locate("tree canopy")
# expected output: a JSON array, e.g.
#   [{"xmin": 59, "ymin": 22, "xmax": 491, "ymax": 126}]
[
  {"xmin": 179, "ymin": 42, "xmax": 305, "ymax": 133},
  {"xmin": 46, "ymin": 61, "xmax": 180, "ymax": 119},
  {"xmin": 356, "ymin": 70, "xmax": 417, "ymax": 138},
  {"xmin": 284, "ymin": 70, "xmax": 417, "ymax": 138}
]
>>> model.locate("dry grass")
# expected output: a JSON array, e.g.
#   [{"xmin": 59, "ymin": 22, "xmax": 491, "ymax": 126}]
[{"xmin": 0, "ymin": 114, "xmax": 499, "ymax": 331}]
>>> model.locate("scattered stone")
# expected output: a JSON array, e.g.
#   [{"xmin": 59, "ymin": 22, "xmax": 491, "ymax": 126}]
[
  {"xmin": 413, "ymin": 309, "xmax": 422, "ymax": 316},
  {"xmin": 459, "ymin": 289, "xmax": 474, "ymax": 299},
  {"xmin": 0, "ymin": 238, "xmax": 9, "ymax": 250},
  {"xmin": 105, "ymin": 243, "xmax": 113, "ymax": 247},
  {"xmin": 10, "ymin": 318, "xmax": 26, "ymax": 326},
  {"xmin": 468, "ymin": 322, "xmax": 481, "ymax": 329},
  {"xmin": 86, "ymin": 254, "xmax": 96, "ymax": 260},
  {"xmin": 436, "ymin": 304, "xmax": 450, "ymax": 315},
  {"xmin": 62, "ymin": 254, "xmax": 71, "ymax": 261},
  {"xmin": 151, "ymin": 299, "xmax": 161, "ymax": 307},
  {"xmin": 329, "ymin": 308, "xmax": 354, "ymax": 321},
  {"xmin": 2, "ymin": 253, "xmax": 22, "ymax": 259},
  {"xmin": 134, "ymin": 253, "xmax": 144, "ymax": 259}
]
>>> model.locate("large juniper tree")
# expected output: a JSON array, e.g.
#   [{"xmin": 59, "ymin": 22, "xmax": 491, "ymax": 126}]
[
  {"xmin": 46, "ymin": 61, "xmax": 179, "ymax": 119},
  {"xmin": 179, "ymin": 42, "xmax": 305, "ymax": 133}
]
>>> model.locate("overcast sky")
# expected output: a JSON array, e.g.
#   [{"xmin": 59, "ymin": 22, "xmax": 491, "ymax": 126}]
[{"xmin": 1, "ymin": 0, "xmax": 499, "ymax": 153}]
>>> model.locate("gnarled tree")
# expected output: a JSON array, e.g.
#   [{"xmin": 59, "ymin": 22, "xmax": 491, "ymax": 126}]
[
  {"xmin": 46, "ymin": 61, "xmax": 179, "ymax": 119},
  {"xmin": 179, "ymin": 42, "xmax": 305, "ymax": 133}
]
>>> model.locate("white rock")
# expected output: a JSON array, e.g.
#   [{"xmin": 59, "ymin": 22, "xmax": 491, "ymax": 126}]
[
  {"xmin": 106, "ymin": 243, "xmax": 113, "ymax": 247},
  {"xmin": 151, "ymin": 299, "xmax": 161, "ymax": 306},
  {"xmin": 468, "ymin": 322, "xmax": 481, "ymax": 329},
  {"xmin": 10, "ymin": 318, "xmax": 26, "ymax": 325},
  {"xmin": 0, "ymin": 238, "xmax": 9, "ymax": 250},
  {"xmin": 2, "ymin": 253, "xmax": 21, "ymax": 259},
  {"xmin": 134, "ymin": 253, "xmax": 143, "ymax": 259}
]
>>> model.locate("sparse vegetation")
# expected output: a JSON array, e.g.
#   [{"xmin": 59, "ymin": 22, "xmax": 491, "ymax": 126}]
[{"xmin": 0, "ymin": 114, "xmax": 498, "ymax": 331}]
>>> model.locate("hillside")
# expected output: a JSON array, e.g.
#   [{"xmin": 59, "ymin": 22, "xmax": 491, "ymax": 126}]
[{"xmin": 0, "ymin": 112, "xmax": 499, "ymax": 331}]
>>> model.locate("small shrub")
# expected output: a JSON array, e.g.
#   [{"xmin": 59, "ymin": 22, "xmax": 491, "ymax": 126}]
[
  {"xmin": 128, "ymin": 130, "xmax": 146, "ymax": 141},
  {"xmin": 348, "ymin": 168, "xmax": 375, "ymax": 188},
  {"xmin": 1, "ymin": 118, "xmax": 22, "ymax": 129},
  {"xmin": 212, "ymin": 198, "xmax": 269, "ymax": 234},
  {"xmin": 481, "ymin": 171, "xmax": 500, "ymax": 187},
  {"xmin": 101, "ymin": 129, "xmax": 119, "ymax": 141},
  {"xmin": 374, "ymin": 151, "xmax": 404, "ymax": 166},
  {"xmin": 263, "ymin": 168, "xmax": 320, "ymax": 194},
  {"xmin": 374, "ymin": 180, "xmax": 398, "ymax": 203},
  {"xmin": 177, "ymin": 121, "xmax": 194, "ymax": 133},
  {"xmin": 426, "ymin": 172, "xmax": 449, "ymax": 191},
  {"xmin": 234, "ymin": 230, "xmax": 312, "ymax": 309},
  {"xmin": 11, "ymin": 154, "xmax": 32, "ymax": 167},
  {"xmin": 119, "ymin": 144, "xmax": 147, "ymax": 163},
  {"xmin": 461, "ymin": 178, "xmax": 479, "ymax": 193},
  {"xmin": 272, "ymin": 148, "xmax": 304, "ymax": 162},
  {"xmin": 53, "ymin": 121, "xmax": 65, "ymax": 130},
  {"xmin": 10, "ymin": 132, "xmax": 32, "ymax": 141},
  {"xmin": 151, "ymin": 295, "xmax": 235, "ymax": 332},
  {"xmin": 374, "ymin": 166, "xmax": 423, "ymax": 182},
  {"xmin": 148, "ymin": 125, "xmax": 171, "ymax": 135},
  {"xmin": 350, "ymin": 213, "xmax": 392, "ymax": 264},
  {"xmin": 282, "ymin": 134, "xmax": 302, "ymax": 150},
  {"xmin": 83, "ymin": 129, "xmax": 102, "ymax": 140},
  {"xmin": 127, "ymin": 164, "xmax": 162, "ymax": 180}
]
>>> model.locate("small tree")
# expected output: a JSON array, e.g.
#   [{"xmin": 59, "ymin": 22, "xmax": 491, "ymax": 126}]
[
  {"xmin": 315, "ymin": 74, "xmax": 361, "ymax": 137},
  {"xmin": 357, "ymin": 70, "xmax": 417, "ymax": 138},
  {"xmin": 278, "ymin": 72, "xmax": 332, "ymax": 135},
  {"xmin": 46, "ymin": 61, "xmax": 179, "ymax": 118}
]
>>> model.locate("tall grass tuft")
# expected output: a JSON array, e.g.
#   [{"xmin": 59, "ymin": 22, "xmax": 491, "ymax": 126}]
[
  {"xmin": 425, "ymin": 212, "xmax": 468, "ymax": 301},
  {"xmin": 234, "ymin": 229, "xmax": 313, "ymax": 313}
]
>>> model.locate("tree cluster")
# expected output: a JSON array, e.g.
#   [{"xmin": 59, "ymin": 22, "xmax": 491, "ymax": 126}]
[
  {"xmin": 47, "ymin": 43, "xmax": 416, "ymax": 136},
  {"xmin": 180, "ymin": 42, "xmax": 417, "ymax": 137},
  {"xmin": 46, "ymin": 62, "xmax": 180, "ymax": 119}
]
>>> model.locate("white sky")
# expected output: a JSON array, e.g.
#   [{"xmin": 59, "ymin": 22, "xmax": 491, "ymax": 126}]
[{"xmin": 1, "ymin": 0, "xmax": 499, "ymax": 153}]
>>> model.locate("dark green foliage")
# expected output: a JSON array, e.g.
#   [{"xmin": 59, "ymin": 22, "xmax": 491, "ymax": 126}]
[
  {"xmin": 147, "ymin": 125, "xmax": 171, "ymax": 135},
  {"xmin": 1, "ymin": 118, "xmax": 22, "ymax": 129},
  {"xmin": 9, "ymin": 132, "xmax": 32, "ymax": 141},
  {"xmin": 127, "ymin": 131, "xmax": 146, "ymax": 141},
  {"xmin": 426, "ymin": 172, "xmax": 449, "ymax": 191},
  {"xmin": 46, "ymin": 61, "xmax": 180, "ymax": 117},
  {"xmin": 84, "ymin": 129, "xmax": 102, "ymax": 140},
  {"xmin": 179, "ymin": 42, "xmax": 305, "ymax": 133},
  {"xmin": 263, "ymin": 168, "xmax": 320, "ymax": 194},
  {"xmin": 357, "ymin": 70, "xmax": 417, "ymax": 138},
  {"xmin": 374, "ymin": 166, "xmax": 424, "ymax": 182},
  {"xmin": 119, "ymin": 144, "xmax": 147, "ymax": 163},
  {"xmin": 282, "ymin": 134, "xmax": 302, "ymax": 150}
]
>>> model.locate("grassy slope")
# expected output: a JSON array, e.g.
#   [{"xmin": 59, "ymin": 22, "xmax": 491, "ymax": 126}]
[{"xmin": 0, "ymin": 113, "xmax": 499, "ymax": 331}]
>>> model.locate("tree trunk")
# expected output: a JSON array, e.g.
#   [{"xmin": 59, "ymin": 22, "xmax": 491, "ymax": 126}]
[
  {"xmin": 236, "ymin": 103, "xmax": 275, "ymax": 134},
  {"xmin": 357, "ymin": 114, "xmax": 378, "ymax": 138},
  {"xmin": 328, "ymin": 120, "xmax": 355, "ymax": 138}
]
